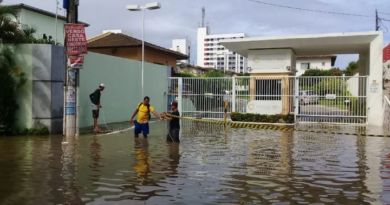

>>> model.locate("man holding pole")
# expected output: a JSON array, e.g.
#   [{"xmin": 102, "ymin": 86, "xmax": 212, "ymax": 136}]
[{"xmin": 89, "ymin": 83, "xmax": 105, "ymax": 133}]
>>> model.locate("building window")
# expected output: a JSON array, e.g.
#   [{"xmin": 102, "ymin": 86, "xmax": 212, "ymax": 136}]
[
  {"xmin": 255, "ymin": 79, "xmax": 281, "ymax": 100},
  {"xmin": 301, "ymin": 63, "xmax": 310, "ymax": 70},
  {"xmin": 322, "ymin": 62, "xmax": 325, "ymax": 66}
]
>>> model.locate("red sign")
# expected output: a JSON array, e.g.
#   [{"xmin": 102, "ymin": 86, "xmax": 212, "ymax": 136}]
[
  {"xmin": 68, "ymin": 55, "xmax": 84, "ymax": 69},
  {"xmin": 65, "ymin": 24, "xmax": 87, "ymax": 55}
]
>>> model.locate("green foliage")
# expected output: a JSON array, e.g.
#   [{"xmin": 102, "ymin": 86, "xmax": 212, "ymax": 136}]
[
  {"xmin": 202, "ymin": 70, "xmax": 225, "ymax": 77},
  {"xmin": 231, "ymin": 112, "xmax": 294, "ymax": 123},
  {"xmin": 0, "ymin": 46, "xmax": 26, "ymax": 134},
  {"xmin": 174, "ymin": 72, "xmax": 195, "ymax": 78},
  {"xmin": 349, "ymin": 97, "xmax": 366, "ymax": 116},
  {"xmin": 19, "ymin": 127, "xmax": 49, "ymax": 136},
  {"xmin": 302, "ymin": 68, "xmax": 343, "ymax": 77},
  {"xmin": 313, "ymin": 78, "xmax": 348, "ymax": 96},
  {"xmin": 0, "ymin": 5, "xmax": 55, "ymax": 44},
  {"xmin": 345, "ymin": 61, "xmax": 358, "ymax": 76}
]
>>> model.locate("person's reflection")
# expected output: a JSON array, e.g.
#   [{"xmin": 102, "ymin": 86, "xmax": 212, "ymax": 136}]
[
  {"xmin": 90, "ymin": 136, "xmax": 102, "ymax": 174},
  {"xmin": 133, "ymin": 138, "xmax": 150, "ymax": 184},
  {"xmin": 167, "ymin": 142, "xmax": 180, "ymax": 176}
]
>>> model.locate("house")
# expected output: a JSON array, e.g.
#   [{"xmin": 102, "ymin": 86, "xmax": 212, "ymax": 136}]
[
  {"xmin": 384, "ymin": 44, "xmax": 390, "ymax": 80},
  {"xmin": 87, "ymin": 32, "xmax": 188, "ymax": 68},
  {"xmin": 221, "ymin": 31, "xmax": 384, "ymax": 126},
  {"xmin": 6, "ymin": 3, "xmax": 88, "ymax": 45},
  {"xmin": 174, "ymin": 64, "xmax": 235, "ymax": 76},
  {"xmin": 296, "ymin": 55, "xmax": 337, "ymax": 76}
]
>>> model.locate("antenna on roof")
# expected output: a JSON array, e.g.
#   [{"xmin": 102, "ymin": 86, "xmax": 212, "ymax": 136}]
[{"xmin": 201, "ymin": 6, "xmax": 205, "ymax": 27}]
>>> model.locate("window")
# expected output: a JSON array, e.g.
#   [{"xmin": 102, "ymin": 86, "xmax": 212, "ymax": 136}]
[
  {"xmin": 255, "ymin": 79, "xmax": 281, "ymax": 100},
  {"xmin": 322, "ymin": 62, "xmax": 325, "ymax": 66},
  {"xmin": 301, "ymin": 62, "xmax": 310, "ymax": 70}
]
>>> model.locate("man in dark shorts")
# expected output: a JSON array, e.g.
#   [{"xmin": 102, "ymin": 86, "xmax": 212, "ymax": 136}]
[
  {"xmin": 89, "ymin": 83, "xmax": 105, "ymax": 133},
  {"xmin": 162, "ymin": 101, "xmax": 180, "ymax": 143}
]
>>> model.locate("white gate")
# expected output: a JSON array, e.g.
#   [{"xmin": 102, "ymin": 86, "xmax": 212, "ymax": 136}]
[{"xmin": 168, "ymin": 75, "xmax": 367, "ymax": 124}]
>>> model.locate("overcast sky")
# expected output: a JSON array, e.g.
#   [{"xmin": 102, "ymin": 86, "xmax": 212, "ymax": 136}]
[{"xmin": 4, "ymin": 0, "xmax": 390, "ymax": 68}]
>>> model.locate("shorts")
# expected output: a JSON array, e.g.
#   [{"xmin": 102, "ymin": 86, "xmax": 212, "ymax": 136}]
[
  {"xmin": 134, "ymin": 121, "xmax": 149, "ymax": 136},
  {"xmin": 167, "ymin": 128, "xmax": 180, "ymax": 142},
  {"xmin": 92, "ymin": 109, "xmax": 99, "ymax": 118}
]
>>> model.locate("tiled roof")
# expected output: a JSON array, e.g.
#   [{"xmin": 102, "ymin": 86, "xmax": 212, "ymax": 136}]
[{"xmin": 88, "ymin": 32, "xmax": 188, "ymax": 60}]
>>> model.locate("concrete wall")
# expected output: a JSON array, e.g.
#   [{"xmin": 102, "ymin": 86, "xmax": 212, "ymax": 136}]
[
  {"xmin": 367, "ymin": 33, "xmax": 384, "ymax": 127},
  {"xmin": 17, "ymin": 8, "xmax": 66, "ymax": 45},
  {"xmin": 248, "ymin": 49, "xmax": 295, "ymax": 73},
  {"xmin": 79, "ymin": 52, "xmax": 169, "ymax": 128},
  {"xmin": 13, "ymin": 44, "xmax": 65, "ymax": 133},
  {"xmin": 347, "ymin": 73, "xmax": 360, "ymax": 97}
]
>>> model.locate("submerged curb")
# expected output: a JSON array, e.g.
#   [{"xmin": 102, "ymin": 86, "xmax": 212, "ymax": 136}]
[{"xmin": 174, "ymin": 115, "xmax": 388, "ymax": 138}]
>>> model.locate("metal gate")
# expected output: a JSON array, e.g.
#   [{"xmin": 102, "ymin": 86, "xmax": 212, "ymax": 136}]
[{"xmin": 168, "ymin": 75, "xmax": 367, "ymax": 124}]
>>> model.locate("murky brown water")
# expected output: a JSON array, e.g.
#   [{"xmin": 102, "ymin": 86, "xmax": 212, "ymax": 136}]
[{"xmin": 0, "ymin": 121, "xmax": 390, "ymax": 205}]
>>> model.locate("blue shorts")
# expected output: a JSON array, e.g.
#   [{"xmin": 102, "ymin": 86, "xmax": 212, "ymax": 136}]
[{"xmin": 134, "ymin": 121, "xmax": 149, "ymax": 136}]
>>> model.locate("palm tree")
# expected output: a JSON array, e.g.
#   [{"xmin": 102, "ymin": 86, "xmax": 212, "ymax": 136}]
[{"xmin": 0, "ymin": 5, "xmax": 26, "ymax": 43}]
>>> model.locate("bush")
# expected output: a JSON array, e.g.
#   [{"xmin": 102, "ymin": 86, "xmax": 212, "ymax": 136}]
[
  {"xmin": 231, "ymin": 112, "xmax": 294, "ymax": 123},
  {"xmin": 302, "ymin": 68, "xmax": 343, "ymax": 77}
]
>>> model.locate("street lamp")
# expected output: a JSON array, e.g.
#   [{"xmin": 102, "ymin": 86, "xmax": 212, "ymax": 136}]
[{"xmin": 126, "ymin": 2, "xmax": 161, "ymax": 98}]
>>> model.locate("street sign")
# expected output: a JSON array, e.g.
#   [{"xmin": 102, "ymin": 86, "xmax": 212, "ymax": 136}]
[
  {"xmin": 64, "ymin": 23, "xmax": 87, "ymax": 56},
  {"xmin": 325, "ymin": 94, "xmax": 337, "ymax": 100}
]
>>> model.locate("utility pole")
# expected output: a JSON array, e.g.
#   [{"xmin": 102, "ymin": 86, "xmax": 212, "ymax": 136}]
[
  {"xmin": 64, "ymin": 0, "xmax": 80, "ymax": 137},
  {"xmin": 375, "ymin": 9, "xmax": 379, "ymax": 31}
]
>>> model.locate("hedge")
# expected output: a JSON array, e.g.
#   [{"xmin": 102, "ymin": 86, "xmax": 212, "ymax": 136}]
[{"xmin": 231, "ymin": 112, "xmax": 294, "ymax": 123}]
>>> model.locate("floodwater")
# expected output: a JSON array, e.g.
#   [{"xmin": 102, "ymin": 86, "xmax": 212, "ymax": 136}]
[{"xmin": 0, "ymin": 121, "xmax": 390, "ymax": 205}]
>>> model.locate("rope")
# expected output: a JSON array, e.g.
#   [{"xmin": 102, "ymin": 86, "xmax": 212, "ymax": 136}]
[{"xmin": 165, "ymin": 114, "xmax": 387, "ymax": 137}]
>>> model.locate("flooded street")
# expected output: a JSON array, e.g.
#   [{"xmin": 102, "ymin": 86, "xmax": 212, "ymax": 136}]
[{"xmin": 0, "ymin": 122, "xmax": 390, "ymax": 204}]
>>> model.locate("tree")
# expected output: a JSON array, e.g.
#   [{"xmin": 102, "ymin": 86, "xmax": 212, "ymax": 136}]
[
  {"xmin": 203, "ymin": 70, "xmax": 225, "ymax": 77},
  {"xmin": 0, "ymin": 6, "xmax": 25, "ymax": 43},
  {"xmin": 0, "ymin": 5, "xmax": 27, "ymax": 134},
  {"xmin": 345, "ymin": 61, "xmax": 358, "ymax": 76}
]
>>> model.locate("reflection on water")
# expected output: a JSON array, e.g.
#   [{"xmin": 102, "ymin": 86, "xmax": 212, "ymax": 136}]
[{"xmin": 0, "ymin": 122, "xmax": 389, "ymax": 204}]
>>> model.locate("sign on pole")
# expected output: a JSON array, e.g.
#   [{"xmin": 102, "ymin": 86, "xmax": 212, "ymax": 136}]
[
  {"xmin": 65, "ymin": 23, "xmax": 87, "ymax": 69},
  {"xmin": 64, "ymin": 23, "xmax": 87, "ymax": 56}
]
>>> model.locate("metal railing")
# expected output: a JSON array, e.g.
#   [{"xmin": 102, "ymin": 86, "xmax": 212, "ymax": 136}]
[{"xmin": 168, "ymin": 75, "xmax": 368, "ymax": 124}]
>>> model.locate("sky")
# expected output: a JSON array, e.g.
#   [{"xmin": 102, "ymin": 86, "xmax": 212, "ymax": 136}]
[{"xmin": 4, "ymin": 0, "xmax": 390, "ymax": 68}]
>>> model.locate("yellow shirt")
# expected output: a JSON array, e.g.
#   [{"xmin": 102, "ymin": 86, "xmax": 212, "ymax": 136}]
[{"xmin": 136, "ymin": 103, "xmax": 155, "ymax": 123}]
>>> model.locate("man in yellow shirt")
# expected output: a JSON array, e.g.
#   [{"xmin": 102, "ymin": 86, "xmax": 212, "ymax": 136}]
[{"xmin": 130, "ymin": 96, "xmax": 160, "ymax": 138}]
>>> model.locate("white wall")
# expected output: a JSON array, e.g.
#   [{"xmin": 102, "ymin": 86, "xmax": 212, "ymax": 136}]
[
  {"xmin": 296, "ymin": 57, "xmax": 332, "ymax": 76},
  {"xmin": 172, "ymin": 39, "xmax": 190, "ymax": 64},
  {"xmin": 347, "ymin": 73, "xmax": 360, "ymax": 97},
  {"xmin": 196, "ymin": 27, "xmax": 207, "ymax": 67},
  {"xmin": 248, "ymin": 49, "xmax": 295, "ymax": 73},
  {"xmin": 17, "ymin": 8, "xmax": 66, "ymax": 45},
  {"xmin": 367, "ymin": 33, "xmax": 384, "ymax": 127}
]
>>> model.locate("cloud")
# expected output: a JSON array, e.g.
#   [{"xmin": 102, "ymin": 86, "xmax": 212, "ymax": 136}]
[{"xmin": 4, "ymin": 0, "xmax": 390, "ymax": 67}]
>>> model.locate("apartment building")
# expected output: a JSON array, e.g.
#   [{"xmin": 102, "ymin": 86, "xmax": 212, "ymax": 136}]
[{"xmin": 197, "ymin": 27, "xmax": 247, "ymax": 73}]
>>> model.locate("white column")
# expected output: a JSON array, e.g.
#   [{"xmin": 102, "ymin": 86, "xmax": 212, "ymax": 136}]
[
  {"xmin": 367, "ymin": 32, "xmax": 384, "ymax": 127},
  {"xmin": 178, "ymin": 78, "xmax": 183, "ymax": 114},
  {"xmin": 294, "ymin": 76, "xmax": 299, "ymax": 122},
  {"xmin": 232, "ymin": 77, "xmax": 236, "ymax": 112}
]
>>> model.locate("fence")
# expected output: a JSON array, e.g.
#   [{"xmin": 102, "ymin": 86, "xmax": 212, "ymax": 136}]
[
  {"xmin": 168, "ymin": 75, "xmax": 368, "ymax": 125},
  {"xmin": 384, "ymin": 95, "xmax": 390, "ymax": 135}
]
